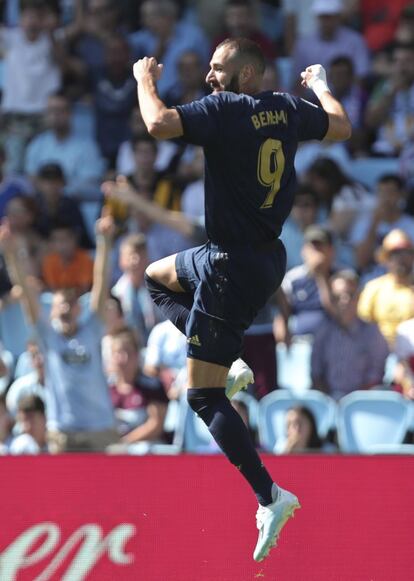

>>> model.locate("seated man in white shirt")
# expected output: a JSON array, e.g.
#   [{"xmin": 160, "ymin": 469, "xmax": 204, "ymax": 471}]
[{"xmin": 24, "ymin": 92, "xmax": 106, "ymax": 200}]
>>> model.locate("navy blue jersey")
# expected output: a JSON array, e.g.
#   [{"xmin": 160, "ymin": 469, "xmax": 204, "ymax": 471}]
[{"xmin": 176, "ymin": 91, "xmax": 328, "ymax": 245}]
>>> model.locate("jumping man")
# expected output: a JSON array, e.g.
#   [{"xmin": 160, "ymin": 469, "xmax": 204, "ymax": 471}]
[{"xmin": 129, "ymin": 38, "xmax": 351, "ymax": 561}]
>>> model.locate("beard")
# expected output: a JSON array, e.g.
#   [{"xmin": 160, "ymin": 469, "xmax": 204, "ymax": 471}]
[{"xmin": 224, "ymin": 73, "xmax": 241, "ymax": 93}]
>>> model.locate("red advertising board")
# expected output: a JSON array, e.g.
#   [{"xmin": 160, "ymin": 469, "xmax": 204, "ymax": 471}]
[{"xmin": 0, "ymin": 455, "xmax": 413, "ymax": 581}]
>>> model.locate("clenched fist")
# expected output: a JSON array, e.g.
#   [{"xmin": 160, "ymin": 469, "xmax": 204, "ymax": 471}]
[
  {"xmin": 300, "ymin": 64, "xmax": 330, "ymax": 98},
  {"xmin": 133, "ymin": 57, "xmax": 164, "ymax": 83}
]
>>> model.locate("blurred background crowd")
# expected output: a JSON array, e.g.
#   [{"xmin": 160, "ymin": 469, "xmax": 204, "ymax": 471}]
[{"xmin": 1, "ymin": 0, "xmax": 414, "ymax": 456}]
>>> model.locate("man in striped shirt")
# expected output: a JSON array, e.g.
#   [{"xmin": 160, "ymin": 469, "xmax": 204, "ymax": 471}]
[{"xmin": 311, "ymin": 269, "xmax": 389, "ymax": 400}]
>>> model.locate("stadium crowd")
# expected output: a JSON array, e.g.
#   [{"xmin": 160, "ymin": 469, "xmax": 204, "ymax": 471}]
[{"xmin": 1, "ymin": 0, "xmax": 414, "ymax": 455}]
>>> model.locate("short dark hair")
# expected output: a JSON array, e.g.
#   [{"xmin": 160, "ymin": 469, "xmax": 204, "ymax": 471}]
[
  {"xmin": 17, "ymin": 394, "xmax": 45, "ymax": 416},
  {"xmin": 329, "ymin": 55, "xmax": 354, "ymax": 72},
  {"xmin": 107, "ymin": 293, "xmax": 124, "ymax": 317},
  {"xmin": 393, "ymin": 41, "xmax": 414, "ymax": 53},
  {"xmin": 120, "ymin": 233, "xmax": 147, "ymax": 253},
  {"xmin": 330, "ymin": 268, "xmax": 359, "ymax": 287},
  {"xmin": 50, "ymin": 219, "xmax": 78, "ymax": 237},
  {"xmin": 226, "ymin": 0, "xmax": 254, "ymax": 8},
  {"xmin": 131, "ymin": 132, "xmax": 158, "ymax": 152},
  {"xmin": 294, "ymin": 183, "xmax": 319, "ymax": 204},
  {"xmin": 20, "ymin": 0, "xmax": 47, "ymax": 12},
  {"xmin": 111, "ymin": 326, "xmax": 141, "ymax": 352},
  {"xmin": 37, "ymin": 163, "xmax": 65, "ymax": 182},
  {"xmin": 307, "ymin": 157, "xmax": 350, "ymax": 192},
  {"xmin": 378, "ymin": 174, "xmax": 405, "ymax": 190},
  {"xmin": 215, "ymin": 37, "xmax": 265, "ymax": 75}
]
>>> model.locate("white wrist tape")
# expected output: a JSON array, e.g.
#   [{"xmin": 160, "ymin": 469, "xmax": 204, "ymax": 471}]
[{"xmin": 310, "ymin": 78, "xmax": 330, "ymax": 99}]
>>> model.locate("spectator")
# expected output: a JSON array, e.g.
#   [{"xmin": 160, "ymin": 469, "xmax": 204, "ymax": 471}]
[
  {"xmin": 312, "ymin": 269, "xmax": 389, "ymax": 400},
  {"xmin": 128, "ymin": 134, "xmax": 182, "ymax": 212},
  {"xmin": 274, "ymin": 406, "xmax": 323, "ymax": 454},
  {"xmin": 350, "ymin": 174, "xmax": 414, "ymax": 275},
  {"xmin": 144, "ymin": 319, "xmax": 187, "ymax": 396},
  {"xmin": 0, "ymin": 0, "xmax": 62, "ymax": 173},
  {"xmin": 104, "ymin": 173, "xmax": 206, "ymax": 251},
  {"xmin": 213, "ymin": 0, "xmax": 276, "ymax": 61},
  {"xmin": 115, "ymin": 106, "xmax": 180, "ymax": 176},
  {"xmin": 41, "ymin": 222, "xmax": 94, "ymax": 293},
  {"xmin": 61, "ymin": 0, "xmax": 124, "ymax": 87},
  {"xmin": 111, "ymin": 233, "xmax": 158, "ymax": 345},
  {"xmin": 9, "ymin": 394, "xmax": 48, "ymax": 454},
  {"xmin": 394, "ymin": 4, "xmax": 414, "ymax": 45},
  {"xmin": 24, "ymin": 92, "xmax": 106, "ymax": 200},
  {"xmin": 129, "ymin": 0, "xmax": 210, "ymax": 98},
  {"xmin": 0, "ymin": 342, "xmax": 14, "ymax": 395},
  {"xmin": 0, "ymin": 144, "xmax": 33, "ymax": 219},
  {"xmin": 358, "ymin": 229, "xmax": 414, "ymax": 347},
  {"xmin": 6, "ymin": 339, "xmax": 45, "ymax": 417},
  {"xmin": 274, "ymin": 225, "xmax": 336, "ymax": 342},
  {"xmin": 91, "ymin": 34, "xmax": 137, "ymax": 166},
  {"xmin": 281, "ymin": 0, "xmax": 318, "ymax": 55},
  {"xmin": 33, "ymin": 163, "xmax": 93, "ymax": 249},
  {"xmin": 306, "ymin": 157, "xmax": 375, "ymax": 266},
  {"xmin": 0, "ymin": 209, "xmax": 119, "ymax": 453},
  {"xmin": 4, "ymin": 195, "xmax": 45, "ymax": 277},
  {"xmin": 281, "ymin": 184, "xmax": 322, "ymax": 271},
  {"xmin": 328, "ymin": 56, "xmax": 370, "ymax": 156},
  {"xmin": 365, "ymin": 42, "xmax": 414, "ymax": 156},
  {"xmin": 164, "ymin": 50, "xmax": 209, "ymax": 107},
  {"xmin": 357, "ymin": 0, "xmax": 413, "ymax": 52},
  {"xmin": 122, "ymin": 135, "xmax": 193, "ymax": 262},
  {"xmin": 393, "ymin": 314, "xmax": 414, "ymax": 399},
  {"xmin": 109, "ymin": 327, "xmax": 168, "ymax": 444},
  {"xmin": 101, "ymin": 294, "xmax": 127, "ymax": 380},
  {"xmin": 292, "ymin": 0, "xmax": 370, "ymax": 91},
  {"xmin": 0, "ymin": 393, "xmax": 14, "ymax": 454}
]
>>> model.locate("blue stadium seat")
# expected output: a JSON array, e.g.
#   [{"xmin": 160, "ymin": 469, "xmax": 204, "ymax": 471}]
[
  {"xmin": 258, "ymin": 389, "xmax": 337, "ymax": 452},
  {"xmin": 347, "ymin": 157, "xmax": 399, "ymax": 190},
  {"xmin": 173, "ymin": 392, "xmax": 259, "ymax": 454},
  {"xmin": 232, "ymin": 391, "xmax": 259, "ymax": 431},
  {"xmin": 276, "ymin": 339, "xmax": 312, "ymax": 393},
  {"xmin": 337, "ymin": 391, "xmax": 414, "ymax": 453},
  {"xmin": 177, "ymin": 397, "xmax": 219, "ymax": 454}
]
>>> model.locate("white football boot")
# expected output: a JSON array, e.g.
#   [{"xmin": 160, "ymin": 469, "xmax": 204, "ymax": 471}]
[
  {"xmin": 253, "ymin": 484, "xmax": 301, "ymax": 562},
  {"xmin": 225, "ymin": 358, "xmax": 254, "ymax": 399}
]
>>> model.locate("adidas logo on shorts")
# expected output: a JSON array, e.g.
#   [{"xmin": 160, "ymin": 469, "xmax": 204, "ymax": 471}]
[{"xmin": 187, "ymin": 334, "xmax": 201, "ymax": 347}]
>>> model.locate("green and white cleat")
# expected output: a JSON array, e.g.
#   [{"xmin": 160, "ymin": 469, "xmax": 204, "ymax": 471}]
[
  {"xmin": 225, "ymin": 358, "xmax": 254, "ymax": 400},
  {"xmin": 253, "ymin": 485, "xmax": 301, "ymax": 562}
]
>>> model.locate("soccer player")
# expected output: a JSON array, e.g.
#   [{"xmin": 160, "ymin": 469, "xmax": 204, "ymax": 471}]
[{"xmin": 131, "ymin": 38, "xmax": 351, "ymax": 561}]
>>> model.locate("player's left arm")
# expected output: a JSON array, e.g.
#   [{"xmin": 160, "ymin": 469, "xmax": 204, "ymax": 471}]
[
  {"xmin": 133, "ymin": 57, "xmax": 184, "ymax": 140},
  {"xmin": 301, "ymin": 64, "xmax": 352, "ymax": 142}
]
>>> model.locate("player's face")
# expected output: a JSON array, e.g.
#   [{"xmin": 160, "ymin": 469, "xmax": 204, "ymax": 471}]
[{"xmin": 206, "ymin": 46, "xmax": 241, "ymax": 94}]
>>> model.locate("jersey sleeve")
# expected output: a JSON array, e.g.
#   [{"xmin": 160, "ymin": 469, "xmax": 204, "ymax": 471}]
[
  {"xmin": 175, "ymin": 95, "xmax": 222, "ymax": 146},
  {"xmin": 293, "ymin": 96, "xmax": 329, "ymax": 142}
]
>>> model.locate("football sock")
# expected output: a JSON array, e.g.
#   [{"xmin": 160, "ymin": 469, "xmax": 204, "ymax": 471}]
[
  {"xmin": 187, "ymin": 387, "xmax": 274, "ymax": 506},
  {"xmin": 145, "ymin": 273, "xmax": 193, "ymax": 334}
]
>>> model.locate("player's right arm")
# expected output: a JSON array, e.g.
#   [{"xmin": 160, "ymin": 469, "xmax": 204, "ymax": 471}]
[{"xmin": 301, "ymin": 64, "xmax": 352, "ymax": 142}]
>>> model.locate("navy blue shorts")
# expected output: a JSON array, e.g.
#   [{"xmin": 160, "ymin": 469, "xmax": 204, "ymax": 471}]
[{"xmin": 175, "ymin": 239, "xmax": 286, "ymax": 367}]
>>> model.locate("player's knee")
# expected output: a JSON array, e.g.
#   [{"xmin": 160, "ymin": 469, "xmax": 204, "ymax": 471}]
[
  {"xmin": 145, "ymin": 262, "xmax": 160, "ymax": 282},
  {"xmin": 145, "ymin": 255, "xmax": 179, "ymax": 289}
]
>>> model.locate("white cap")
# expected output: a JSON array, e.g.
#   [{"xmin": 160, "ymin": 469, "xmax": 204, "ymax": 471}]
[{"xmin": 312, "ymin": 0, "xmax": 343, "ymax": 15}]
